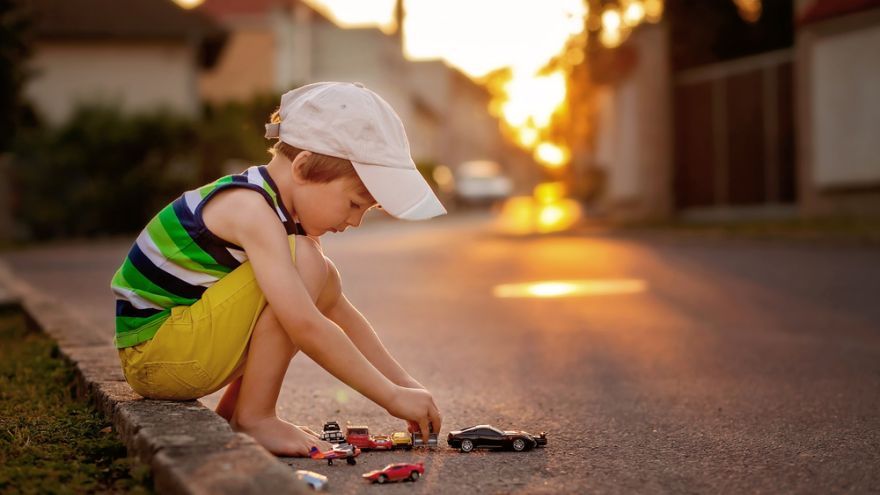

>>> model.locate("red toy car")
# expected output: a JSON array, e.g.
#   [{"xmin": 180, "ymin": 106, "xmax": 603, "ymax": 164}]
[
  {"xmin": 345, "ymin": 426, "xmax": 393, "ymax": 450},
  {"xmin": 362, "ymin": 462, "xmax": 425, "ymax": 484},
  {"xmin": 309, "ymin": 444, "xmax": 361, "ymax": 465},
  {"xmin": 370, "ymin": 434, "xmax": 393, "ymax": 450}
]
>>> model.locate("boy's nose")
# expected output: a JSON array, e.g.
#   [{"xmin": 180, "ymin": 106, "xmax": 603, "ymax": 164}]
[{"xmin": 348, "ymin": 212, "xmax": 366, "ymax": 228}]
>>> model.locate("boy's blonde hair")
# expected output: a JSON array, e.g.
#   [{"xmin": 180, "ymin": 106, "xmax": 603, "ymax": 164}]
[{"xmin": 268, "ymin": 110, "xmax": 374, "ymax": 202}]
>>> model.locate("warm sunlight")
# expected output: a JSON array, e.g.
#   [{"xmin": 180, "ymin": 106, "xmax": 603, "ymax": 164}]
[
  {"xmin": 176, "ymin": 0, "xmax": 669, "ymax": 175},
  {"xmin": 173, "ymin": 0, "xmax": 203, "ymax": 8},
  {"xmin": 497, "ymin": 181, "xmax": 583, "ymax": 235},
  {"xmin": 493, "ymin": 279, "xmax": 648, "ymax": 298},
  {"xmin": 535, "ymin": 142, "xmax": 569, "ymax": 168},
  {"xmin": 305, "ymin": 0, "xmax": 587, "ymax": 170}
]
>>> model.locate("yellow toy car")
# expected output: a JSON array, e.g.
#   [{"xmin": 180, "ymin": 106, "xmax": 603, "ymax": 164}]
[{"xmin": 390, "ymin": 431, "xmax": 413, "ymax": 450}]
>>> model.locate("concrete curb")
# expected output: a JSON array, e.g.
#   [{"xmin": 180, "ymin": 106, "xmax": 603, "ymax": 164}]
[{"xmin": 0, "ymin": 262, "xmax": 307, "ymax": 494}]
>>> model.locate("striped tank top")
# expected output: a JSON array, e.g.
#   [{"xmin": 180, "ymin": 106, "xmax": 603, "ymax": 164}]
[{"xmin": 110, "ymin": 165, "xmax": 305, "ymax": 348}]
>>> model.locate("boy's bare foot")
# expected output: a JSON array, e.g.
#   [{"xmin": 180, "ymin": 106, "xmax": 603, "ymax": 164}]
[
  {"xmin": 231, "ymin": 416, "xmax": 332, "ymax": 456},
  {"xmin": 295, "ymin": 425, "xmax": 321, "ymax": 439}
]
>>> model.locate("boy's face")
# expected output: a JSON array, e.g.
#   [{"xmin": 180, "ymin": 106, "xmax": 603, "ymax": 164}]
[{"xmin": 291, "ymin": 175, "xmax": 378, "ymax": 237}]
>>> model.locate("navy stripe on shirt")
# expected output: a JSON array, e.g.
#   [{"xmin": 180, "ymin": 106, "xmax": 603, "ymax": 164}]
[
  {"xmin": 171, "ymin": 198, "xmax": 241, "ymax": 270},
  {"xmin": 129, "ymin": 243, "xmax": 206, "ymax": 301},
  {"xmin": 116, "ymin": 299, "xmax": 164, "ymax": 318}
]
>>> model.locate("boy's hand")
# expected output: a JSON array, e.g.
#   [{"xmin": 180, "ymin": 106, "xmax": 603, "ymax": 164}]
[{"xmin": 385, "ymin": 386, "xmax": 442, "ymax": 443}]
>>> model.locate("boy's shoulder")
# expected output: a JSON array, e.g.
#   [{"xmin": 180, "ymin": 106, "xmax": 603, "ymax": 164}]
[
  {"xmin": 202, "ymin": 186, "xmax": 284, "ymax": 246},
  {"xmin": 204, "ymin": 185, "xmax": 274, "ymax": 219},
  {"xmin": 201, "ymin": 186, "xmax": 323, "ymax": 258}
]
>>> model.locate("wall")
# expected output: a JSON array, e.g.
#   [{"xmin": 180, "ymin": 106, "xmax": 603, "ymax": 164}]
[
  {"xmin": 809, "ymin": 22, "xmax": 880, "ymax": 187},
  {"xmin": 27, "ymin": 41, "xmax": 199, "ymax": 124},
  {"xmin": 593, "ymin": 24, "xmax": 674, "ymax": 220},
  {"xmin": 199, "ymin": 25, "xmax": 275, "ymax": 103},
  {"xmin": 796, "ymin": 7, "xmax": 880, "ymax": 216}
]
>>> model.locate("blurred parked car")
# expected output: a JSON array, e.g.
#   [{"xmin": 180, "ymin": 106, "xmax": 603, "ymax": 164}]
[{"xmin": 454, "ymin": 160, "xmax": 513, "ymax": 206}]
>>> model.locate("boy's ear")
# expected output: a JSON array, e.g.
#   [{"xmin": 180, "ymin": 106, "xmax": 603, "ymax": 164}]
[{"xmin": 290, "ymin": 150, "xmax": 313, "ymax": 183}]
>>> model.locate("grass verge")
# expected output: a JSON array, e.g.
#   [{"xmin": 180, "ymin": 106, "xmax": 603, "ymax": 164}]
[{"xmin": 0, "ymin": 311, "xmax": 151, "ymax": 494}]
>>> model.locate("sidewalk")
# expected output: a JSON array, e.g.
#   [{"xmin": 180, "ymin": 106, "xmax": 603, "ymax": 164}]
[{"xmin": 0, "ymin": 261, "xmax": 308, "ymax": 495}]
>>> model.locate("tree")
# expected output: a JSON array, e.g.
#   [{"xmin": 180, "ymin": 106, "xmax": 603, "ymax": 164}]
[{"xmin": 0, "ymin": 0, "xmax": 33, "ymax": 151}]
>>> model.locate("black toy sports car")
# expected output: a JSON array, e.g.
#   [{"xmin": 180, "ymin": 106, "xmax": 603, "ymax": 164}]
[{"xmin": 447, "ymin": 425, "xmax": 548, "ymax": 452}]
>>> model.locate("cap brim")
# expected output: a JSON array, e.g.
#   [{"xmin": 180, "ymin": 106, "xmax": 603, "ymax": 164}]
[{"xmin": 351, "ymin": 161, "xmax": 447, "ymax": 220}]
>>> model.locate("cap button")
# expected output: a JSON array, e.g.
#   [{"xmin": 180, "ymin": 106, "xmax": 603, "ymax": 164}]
[{"xmin": 353, "ymin": 82, "xmax": 365, "ymax": 88}]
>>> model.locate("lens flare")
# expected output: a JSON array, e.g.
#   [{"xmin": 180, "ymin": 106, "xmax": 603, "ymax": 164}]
[
  {"xmin": 535, "ymin": 142, "xmax": 569, "ymax": 168},
  {"xmin": 493, "ymin": 279, "xmax": 648, "ymax": 298}
]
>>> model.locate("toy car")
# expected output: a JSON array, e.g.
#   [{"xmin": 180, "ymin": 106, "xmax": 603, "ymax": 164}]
[
  {"xmin": 320, "ymin": 420, "xmax": 346, "ymax": 445},
  {"xmin": 362, "ymin": 462, "xmax": 425, "ymax": 484},
  {"xmin": 343, "ymin": 426, "xmax": 393, "ymax": 450},
  {"xmin": 390, "ymin": 431, "xmax": 413, "ymax": 450},
  {"xmin": 344, "ymin": 426, "xmax": 372, "ymax": 449},
  {"xmin": 412, "ymin": 432, "xmax": 438, "ymax": 447},
  {"xmin": 447, "ymin": 425, "xmax": 547, "ymax": 452},
  {"xmin": 309, "ymin": 443, "xmax": 360, "ymax": 465},
  {"xmin": 294, "ymin": 470, "xmax": 328, "ymax": 491},
  {"xmin": 370, "ymin": 434, "xmax": 393, "ymax": 450}
]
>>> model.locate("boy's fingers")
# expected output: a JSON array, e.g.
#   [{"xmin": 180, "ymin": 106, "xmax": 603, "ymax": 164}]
[
  {"xmin": 429, "ymin": 407, "xmax": 442, "ymax": 435},
  {"xmin": 419, "ymin": 418, "xmax": 431, "ymax": 444}
]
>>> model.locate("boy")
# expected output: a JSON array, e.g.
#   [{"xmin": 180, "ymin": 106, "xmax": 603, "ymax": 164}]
[{"xmin": 111, "ymin": 82, "xmax": 444, "ymax": 456}]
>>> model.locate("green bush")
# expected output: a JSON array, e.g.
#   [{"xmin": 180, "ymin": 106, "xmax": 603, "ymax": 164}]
[
  {"xmin": 11, "ymin": 104, "xmax": 197, "ymax": 239},
  {"xmin": 10, "ymin": 94, "xmax": 281, "ymax": 240},
  {"xmin": 196, "ymin": 93, "xmax": 279, "ymax": 181}
]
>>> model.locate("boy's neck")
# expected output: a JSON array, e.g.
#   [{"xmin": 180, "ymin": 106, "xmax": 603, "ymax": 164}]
[{"xmin": 265, "ymin": 154, "xmax": 298, "ymax": 220}]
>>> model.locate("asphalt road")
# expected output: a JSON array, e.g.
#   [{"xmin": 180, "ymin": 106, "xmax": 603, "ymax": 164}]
[{"xmin": 4, "ymin": 212, "xmax": 880, "ymax": 494}]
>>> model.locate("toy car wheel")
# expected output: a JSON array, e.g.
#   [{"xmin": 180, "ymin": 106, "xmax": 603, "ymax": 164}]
[
  {"xmin": 512, "ymin": 438, "xmax": 526, "ymax": 452},
  {"xmin": 377, "ymin": 474, "xmax": 388, "ymax": 484},
  {"xmin": 346, "ymin": 457, "xmax": 357, "ymax": 465},
  {"xmin": 410, "ymin": 471, "xmax": 420, "ymax": 482},
  {"xmin": 460, "ymin": 439, "xmax": 474, "ymax": 453}
]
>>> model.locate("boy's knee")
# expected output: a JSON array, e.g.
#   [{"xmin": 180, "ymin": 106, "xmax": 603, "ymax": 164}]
[
  {"xmin": 316, "ymin": 257, "xmax": 342, "ymax": 314},
  {"xmin": 293, "ymin": 235, "xmax": 329, "ymax": 303}
]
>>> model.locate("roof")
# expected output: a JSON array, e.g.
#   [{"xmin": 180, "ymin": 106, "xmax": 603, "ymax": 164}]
[
  {"xmin": 29, "ymin": 0, "xmax": 228, "ymax": 68},
  {"xmin": 799, "ymin": 0, "xmax": 880, "ymax": 26},
  {"xmin": 31, "ymin": 0, "xmax": 221, "ymax": 40}
]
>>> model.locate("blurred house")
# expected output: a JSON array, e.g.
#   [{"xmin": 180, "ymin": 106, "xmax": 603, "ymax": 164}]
[
  {"xmin": 795, "ymin": 0, "xmax": 880, "ymax": 216},
  {"xmin": 196, "ymin": 0, "xmax": 526, "ymax": 190},
  {"xmin": 25, "ymin": 0, "xmax": 226, "ymax": 125},
  {"xmin": 571, "ymin": 0, "xmax": 880, "ymax": 221}
]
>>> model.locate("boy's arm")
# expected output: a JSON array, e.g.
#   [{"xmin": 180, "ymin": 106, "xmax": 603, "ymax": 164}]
[
  {"xmin": 218, "ymin": 193, "xmax": 398, "ymax": 403},
  {"xmin": 239, "ymin": 205, "xmax": 397, "ymax": 404},
  {"xmin": 322, "ymin": 260, "xmax": 423, "ymax": 390},
  {"xmin": 205, "ymin": 189, "xmax": 441, "ymax": 438}
]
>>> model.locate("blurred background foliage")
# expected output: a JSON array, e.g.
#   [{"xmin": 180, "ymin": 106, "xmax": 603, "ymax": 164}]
[{"xmin": 9, "ymin": 95, "xmax": 280, "ymax": 240}]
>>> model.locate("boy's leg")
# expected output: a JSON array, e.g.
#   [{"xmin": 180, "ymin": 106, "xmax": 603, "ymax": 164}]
[
  {"xmin": 215, "ymin": 375, "xmax": 242, "ymax": 421},
  {"xmin": 227, "ymin": 305, "xmax": 329, "ymax": 456},
  {"xmin": 227, "ymin": 236, "xmax": 338, "ymax": 456}
]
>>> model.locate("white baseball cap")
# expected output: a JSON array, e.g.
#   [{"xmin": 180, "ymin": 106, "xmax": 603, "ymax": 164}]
[{"xmin": 265, "ymin": 81, "xmax": 447, "ymax": 220}]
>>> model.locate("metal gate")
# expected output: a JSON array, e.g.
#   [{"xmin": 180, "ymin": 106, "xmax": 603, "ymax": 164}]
[{"xmin": 672, "ymin": 49, "xmax": 796, "ymax": 210}]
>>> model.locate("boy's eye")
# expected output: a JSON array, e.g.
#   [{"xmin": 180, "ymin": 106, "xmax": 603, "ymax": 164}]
[{"xmin": 350, "ymin": 201, "xmax": 359, "ymax": 209}]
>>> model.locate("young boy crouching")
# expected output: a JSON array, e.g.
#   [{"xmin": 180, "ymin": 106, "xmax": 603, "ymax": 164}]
[{"xmin": 111, "ymin": 82, "xmax": 444, "ymax": 456}]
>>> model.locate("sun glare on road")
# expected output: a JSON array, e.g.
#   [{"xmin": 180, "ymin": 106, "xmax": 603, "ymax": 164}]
[{"xmin": 493, "ymin": 279, "xmax": 648, "ymax": 299}]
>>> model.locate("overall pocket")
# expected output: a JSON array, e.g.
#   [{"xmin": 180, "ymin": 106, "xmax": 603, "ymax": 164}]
[{"xmin": 134, "ymin": 360, "xmax": 212, "ymax": 400}]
